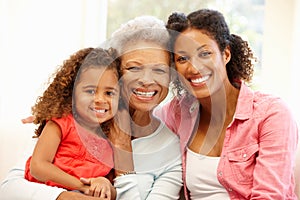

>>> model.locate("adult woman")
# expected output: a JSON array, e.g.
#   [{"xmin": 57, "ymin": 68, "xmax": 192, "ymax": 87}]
[
  {"xmin": 105, "ymin": 15, "xmax": 182, "ymax": 199},
  {"xmin": 155, "ymin": 8, "xmax": 298, "ymax": 199},
  {"xmin": 0, "ymin": 16, "xmax": 182, "ymax": 200}
]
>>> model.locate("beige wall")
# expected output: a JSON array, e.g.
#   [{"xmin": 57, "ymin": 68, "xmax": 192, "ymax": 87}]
[{"xmin": 261, "ymin": 0, "xmax": 300, "ymax": 124}]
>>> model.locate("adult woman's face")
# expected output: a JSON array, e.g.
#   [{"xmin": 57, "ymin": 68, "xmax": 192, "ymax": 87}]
[
  {"xmin": 120, "ymin": 41, "xmax": 170, "ymax": 112},
  {"xmin": 174, "ymin": 28, "xmax": 231, "ymax": 98}
]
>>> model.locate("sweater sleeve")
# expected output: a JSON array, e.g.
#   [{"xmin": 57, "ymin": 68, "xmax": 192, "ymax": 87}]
[
  {"xmin": 114, "ymin": 158, "xmax": 182, "ymax": 200},
  {"xmin": 143, "ymin": 157, "xmax": 183, "ymax": 200},
  {"xmin": 114, "ymin": 174, "xmax": 142, "ymax": 200}
]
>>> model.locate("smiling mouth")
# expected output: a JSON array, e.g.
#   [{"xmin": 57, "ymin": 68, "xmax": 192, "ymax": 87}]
[
  {"xmin": 190, "ymin": 74, "xmax": 210, "ymax": 84},
  {"xmin": 133, "ymin": 89, "xmax": 157, "ymax": 98},
  {"xmin": 91, "ymin": 108, "xmax": 107, "ymax": 113}
]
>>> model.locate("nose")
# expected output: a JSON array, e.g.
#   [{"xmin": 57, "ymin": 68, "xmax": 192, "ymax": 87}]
[
  {"xmin": 188, "ymin": 56, "xmax": 203, "ymax": 74},
  {"xmin": 94, "ymin": 92, "xmax": 107, "ymax": 104},
  {"xmin": 138, "ymin": 69, "xmax": 155, "ymax": 85}
]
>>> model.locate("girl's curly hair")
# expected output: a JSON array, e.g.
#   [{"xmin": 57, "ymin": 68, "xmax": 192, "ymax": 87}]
[
  {"xmin": 166, "ymin": 9, "xmax": 257, "ymax": 93},
  {"xmin": 32, "ymin": 47, "xmax": 120, "ymax": 137}
]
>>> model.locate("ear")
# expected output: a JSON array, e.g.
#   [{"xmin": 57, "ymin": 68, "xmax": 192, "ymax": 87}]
[{"xmin": 223, "ymin": 46, "xmax": 231, "ymax": 65}]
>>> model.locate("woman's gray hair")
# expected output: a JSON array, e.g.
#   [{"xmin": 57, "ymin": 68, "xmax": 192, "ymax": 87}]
[{"xmin": 109, "ymin": 15, "xmax": 171, "ymax": 54}]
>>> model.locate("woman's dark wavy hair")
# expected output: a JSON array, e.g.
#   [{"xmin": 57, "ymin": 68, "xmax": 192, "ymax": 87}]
[
  {"xmin": 166, "ymin": 9, "xmax": 256, "ymax": 93},
  {"xmin": 32, "ymin": 47, "xmax": 121, "ymax": 137}
]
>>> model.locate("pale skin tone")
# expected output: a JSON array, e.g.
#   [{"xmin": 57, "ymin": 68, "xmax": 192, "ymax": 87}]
[
  {"xmin": 174, "ymin": 28, "xmax": 239, "ymax": 157},
  {"xmin": 30, "ymin": 68, "xmax": 119, "ymax": 200}
]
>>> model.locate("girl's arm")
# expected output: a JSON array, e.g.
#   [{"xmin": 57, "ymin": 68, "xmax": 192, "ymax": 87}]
[{"xmin": 30, "ymin": 121, "xmax": 88, "ymax": 193}]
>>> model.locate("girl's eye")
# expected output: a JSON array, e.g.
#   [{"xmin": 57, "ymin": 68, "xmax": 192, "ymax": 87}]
[
  {"xmin": 106, "ymin": 91, "xmax": 117, "ymax": 96},
  {"xmin": 86, "ymin": 89, "xmax": 96, "ymax": 95},
  {"xmin": 176, "ymin": 55, "xmax": 189, "ymax": 64}
]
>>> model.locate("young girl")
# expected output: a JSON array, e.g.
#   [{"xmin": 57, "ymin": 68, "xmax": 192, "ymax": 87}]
[{"xmin": 24, "ymin": 47, "xmax": 121, "ymax": 200}]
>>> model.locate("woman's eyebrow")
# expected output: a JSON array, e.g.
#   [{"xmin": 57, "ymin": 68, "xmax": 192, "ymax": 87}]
[
  {"xmin": 175, "ymin": 44, "xmax": 207, "ymax": 54},
  {"xmin": 196, "ymin": 44, "xmax": 207, "ymax": 51},
  {"xmin": 175, "ymin": 50, "xmax": 187, "ymax": 54},
  {"xmin": 124, "ymin": 60, "xmax": 142, "ymax": 65}
]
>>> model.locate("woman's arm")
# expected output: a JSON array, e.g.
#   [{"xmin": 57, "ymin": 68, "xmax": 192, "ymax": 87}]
[
  {"xmin": 57, "ymin": 191, "xmax": 110, "ymax": 200},
  {"xmin": 114, "ymin": 157, "xmax": 182, "ymax": 200},
  {"xmin": 252, "ymin": 98, "xmax": 298, "ymax": 199},
  {"xmin": 0, "ymin": 166, "xmax": 108, "ymax": 200},
  {"xmin": 29, "ymin": 121, "xmax": 88, "ymax": 192},
  {"xmin": 144, "ymin": 157, "xmax": 182, "ymax": 200}
]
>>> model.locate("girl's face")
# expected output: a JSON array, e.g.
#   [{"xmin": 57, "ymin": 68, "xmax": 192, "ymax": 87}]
[
  {"xmin": 174, "ymin": 28, "xmax": 231, "ymax": 99},
  {"xmin": 120, "ymin": 41, "xmax": 170, "ymax": 112},
  {"xmin": 74, "ymin": 67, "xmax": 120, "ymax": 129}
]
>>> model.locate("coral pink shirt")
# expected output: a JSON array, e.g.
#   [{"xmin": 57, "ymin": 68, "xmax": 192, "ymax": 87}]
[
  {"xmin": 155, "ymin": 83, "xmax": 298, "ymax": 199},
  {"xmin": 25, "ymin": 114, "xmax": 113, "ymax": 190}
]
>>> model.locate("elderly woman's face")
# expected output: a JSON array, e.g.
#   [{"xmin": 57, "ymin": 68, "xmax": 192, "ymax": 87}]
[{"xmin": 120, "ymin": 41, "xmax": 170, "ymax": 112}]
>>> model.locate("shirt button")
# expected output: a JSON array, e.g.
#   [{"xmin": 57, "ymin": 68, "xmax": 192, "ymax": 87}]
[
  {"xmin": 228, "ymin": 188, "xmax": 233, "ymax": 192},
  {"xmin": 243, "ymin": 153, "xmax": 247, "ymax": 158},
  {"xmin": 189, "ymin": 101, "xmax": 198, "ymax": 113},
  {"xmin": 218, "ymin": 172, "xmax": 223, "ymax": 176}
]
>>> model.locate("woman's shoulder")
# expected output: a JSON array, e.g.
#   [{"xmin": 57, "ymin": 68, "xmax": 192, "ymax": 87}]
[
  {"xmin": 253, "ymin": 90, "xmax": 289, "ymax": 109},
  {"xmin": 250, "ymin": 89, "xmax": 296, "ymax": 122},
  {"xmin": 155, "ymin": 93, "xmax": 197, "ymax": 122},
  {"xmin": 240, "ymin": 83, "xmax": 290, "ymax": 113},
  {"xmin": 164, "ymin": 93, "xmax": 197, "ymax": 110}
]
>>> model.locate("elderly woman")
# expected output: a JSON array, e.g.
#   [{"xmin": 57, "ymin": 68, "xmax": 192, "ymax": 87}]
[{"xmin": 106, "ymin": 15, "xmax": 182, "ymax": 199}]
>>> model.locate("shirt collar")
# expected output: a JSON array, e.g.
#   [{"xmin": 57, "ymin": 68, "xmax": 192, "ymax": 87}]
[
  {"xmin": 234, "ymin": 82, "xmax": 254, "ymax": 120},
  {"xmin": 180, "ymin": 82, "xmax": 254, "ymax": 120}
]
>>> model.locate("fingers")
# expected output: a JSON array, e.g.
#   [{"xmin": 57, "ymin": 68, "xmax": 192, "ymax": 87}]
[
  {"xmin": 21, "ymin": 115, "xmax": 35, "ymax": 124},
  {"xmin": 80, "ymin": 177, "xmax": 91, "ymax": 185},
  {"xmin": 89, "ymin": 184, "xmax": 111, "ymax": 199}
]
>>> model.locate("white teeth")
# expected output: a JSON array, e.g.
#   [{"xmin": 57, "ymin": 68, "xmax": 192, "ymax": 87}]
[
  {"xmin": 191, "ymin": 75, "xmax": 210, "ymax": 84},
  {"xmin": 93, "ymin": 109, "xmax": 106, "ymax": 113},
  {"xmin": 133, "ymin": 90, "xmax": 155, "ymax": 97}
]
